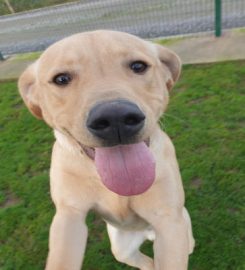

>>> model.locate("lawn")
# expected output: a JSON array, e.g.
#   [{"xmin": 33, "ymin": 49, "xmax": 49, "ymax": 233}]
[
  {"xmin": 0, "ymin": 61, "xmax": 244, "ymax": 270},
  {"xmin": 0, "ymin": 0, "xmax": 77, "ymax": 15}
]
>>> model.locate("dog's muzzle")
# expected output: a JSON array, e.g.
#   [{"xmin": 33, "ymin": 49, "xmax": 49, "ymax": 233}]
[
  {"xmin": 86, "ymin": 99, "xmax": 145, "ymax": 145},
  {"xmin": 84, "ymin": 99, "xmax": 155, "ymax": 196}
]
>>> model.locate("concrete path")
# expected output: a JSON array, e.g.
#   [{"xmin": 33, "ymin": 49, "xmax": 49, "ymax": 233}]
[
  {"xmin": 0, "ymin": 30, "xmax": 245, "ymax": 82},
  {"xmin": 168, "ymin": 30, "xmax": 245, "ymax": 64}
]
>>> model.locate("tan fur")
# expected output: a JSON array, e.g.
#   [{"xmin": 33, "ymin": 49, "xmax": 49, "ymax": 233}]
[{"xmin": 18, "ymin": 30, "xmax": 194, "ymax": 270}]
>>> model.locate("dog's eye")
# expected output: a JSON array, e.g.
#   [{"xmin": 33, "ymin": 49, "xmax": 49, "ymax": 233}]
[
  {"xmin": 130, "ymin": 61, "xmax": 148, "ymax": 74},
  {"xmin": 53, "ymin": 73, "xmax": 72, "ymax": 86}
]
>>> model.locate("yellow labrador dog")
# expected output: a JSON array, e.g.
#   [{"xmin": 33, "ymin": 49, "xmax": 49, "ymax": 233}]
[{"xmin": 18, "ymin": 30, "xmax": 194, "ymax": 270}]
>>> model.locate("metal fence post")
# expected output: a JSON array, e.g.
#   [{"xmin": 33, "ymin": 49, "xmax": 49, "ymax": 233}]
[
  {"xmin": 215, "ymin": 0, "xmax": 222, "ymax": 37},
  {"xmin": 0, "ymin": 51, "xmax": 4, "ymax": 61}
]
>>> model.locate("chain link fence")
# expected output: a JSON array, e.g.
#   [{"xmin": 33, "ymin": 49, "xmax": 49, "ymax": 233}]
[{"xmin": 0, "ymin": 0, "xmax": 245, "ymax": 56}]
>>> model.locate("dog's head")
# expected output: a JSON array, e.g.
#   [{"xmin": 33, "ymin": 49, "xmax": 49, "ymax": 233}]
[{"xmin": 19, "ymin": 30, "xmax": 181, "ymax": 196}]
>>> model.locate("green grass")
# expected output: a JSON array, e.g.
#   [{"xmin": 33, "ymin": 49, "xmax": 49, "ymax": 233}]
[
  {"xmin": 13, "ymin": 51, "xmax": 42, "ymax": 61},
  {"xmin": 235, "ymin": 27, "xmax": 245, "ymax": 33},
  {"xmin": 0, "ymin": 61, "xmax": 244, "ymax": 269},
  {"xmin": 155, "ymin": 36, "xmax": 188, "ymax": 46},
  {"xmin": 0, "ymin": 0, "xmax": 78, "ymax": 15}
]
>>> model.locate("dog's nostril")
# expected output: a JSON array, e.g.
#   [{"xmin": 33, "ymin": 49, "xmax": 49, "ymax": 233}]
[
  {"xmin": 124, "ymin": 114, "xmax": 145, "ymax": 126},
  {"xmin": 91, "ymin": 119, "xmax": 110, "ymax": 130}
]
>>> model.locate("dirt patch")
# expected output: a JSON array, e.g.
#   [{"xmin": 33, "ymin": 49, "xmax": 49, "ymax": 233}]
[
  {"xmin": 0, "ymin": 190, "xmax": 21, "ymax": 208},
  {"xmin": 188, "ymin": 96, "xmax": 210, "ymax": 105},
  {"xmin": 190, "ymin": 178, "xmax": 202, "ymax": 189}
]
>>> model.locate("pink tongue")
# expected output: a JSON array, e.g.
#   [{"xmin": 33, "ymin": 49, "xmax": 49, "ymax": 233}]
[{"xmin": 95, "ymin": 142, "xmax": 155, "ymax": 196}]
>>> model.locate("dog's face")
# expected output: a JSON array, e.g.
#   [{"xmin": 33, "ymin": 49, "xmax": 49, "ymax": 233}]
[
  {"xmin": 19, "ymin": 30, "xmax": 181, "ymax": 195},
  {"xmin": 19, "ymin": 30, "xmax": 181, "ymax": 148}
]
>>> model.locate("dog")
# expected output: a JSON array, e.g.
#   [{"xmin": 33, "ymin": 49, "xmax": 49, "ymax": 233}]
[{"xmin": 18, "ymin": 30, "xmax": 195, "ymax": 270}]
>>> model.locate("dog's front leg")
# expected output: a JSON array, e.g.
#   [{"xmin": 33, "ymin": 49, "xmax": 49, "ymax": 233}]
[
  {"xmin": 45, "ymin": 207, "xmax": 88, "ymax": 270},
  {"xmin": 153, "ymin": 214, "xmax": 189, "ymax": 270}
]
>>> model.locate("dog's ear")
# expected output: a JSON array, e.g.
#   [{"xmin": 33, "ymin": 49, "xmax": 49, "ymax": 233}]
[
  {"xmin": 18, "ymin": 62, "xmax": 43, "ymax": 119},
  {"xmin": 155, "ymin": 44, "xmax": 181, "ymax": 91}
]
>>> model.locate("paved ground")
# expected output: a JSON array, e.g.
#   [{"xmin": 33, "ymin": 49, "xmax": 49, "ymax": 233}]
[
  {"xmin": 0, "ymin": 29, "xmax": 244, "ymax": 82},
  {"xmin": 0, "ymin": 0, "xmax": 245, "ymax": 55},
  {"xmin": 167, "ymin": 30, "xmax": 245, "ymax": 64}
]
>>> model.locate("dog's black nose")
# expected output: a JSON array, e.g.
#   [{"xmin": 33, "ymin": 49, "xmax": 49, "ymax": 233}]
[{"xmin": 86, "ymin": 100, "xmax": 145, "ymax": 144}]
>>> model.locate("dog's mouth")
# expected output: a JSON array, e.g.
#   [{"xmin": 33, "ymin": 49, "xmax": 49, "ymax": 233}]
[
  {"xmin": 61, "ymin": 128, "xmax": 155, "ymax": 196},
  {"xmin": 81, "ymin": 138, "xmax": 150, "ymax": 160},
  {"xmin": 80, "ymin": 139, "xmax": 155, "ymax": 196}
]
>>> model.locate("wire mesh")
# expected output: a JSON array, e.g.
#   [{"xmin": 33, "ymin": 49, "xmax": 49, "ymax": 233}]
[{"xmin": 0, "ymin": 0, "xmax": 244, "ymax": 55}]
